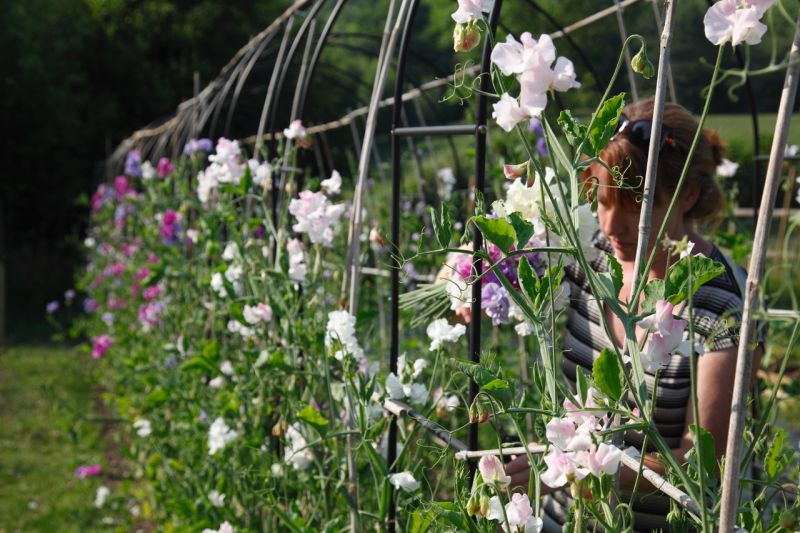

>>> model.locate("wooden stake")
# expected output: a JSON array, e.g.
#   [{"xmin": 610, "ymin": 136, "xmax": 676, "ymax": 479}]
[{"xmin": 719, "ymin": 10, "xmax": 800, "ymax": 531}]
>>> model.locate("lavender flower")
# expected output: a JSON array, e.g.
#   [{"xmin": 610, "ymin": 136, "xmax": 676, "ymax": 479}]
[
  {"xmin": 46, "ymin": 301, "xmax": 59, "ymax": 314},
  {"xmin": 183, "ymin": 138, "xmax": 213, "ymax": 156},
  {"xmin": 125, "ymin": 149, "xmax": 142, "ymax": 177}
]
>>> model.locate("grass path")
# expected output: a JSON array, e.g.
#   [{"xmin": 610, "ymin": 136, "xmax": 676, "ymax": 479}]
[{"xmin": 0, "ymin": 345, "xmax": 128, "ymax": 531}]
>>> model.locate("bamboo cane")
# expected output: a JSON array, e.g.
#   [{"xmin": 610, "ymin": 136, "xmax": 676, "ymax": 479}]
[{"xmin": 719, "ymin": 10, "xmax": 800, "ymax": 531}]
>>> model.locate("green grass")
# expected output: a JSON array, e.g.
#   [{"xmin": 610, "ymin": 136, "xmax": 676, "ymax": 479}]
[
  {"xmin": 705, "ymin": 112, "xmax": 800, "ymax": 147},
  {"xmin": 0, "ymin": 345, "xmax": 126, "ymax": 531}
]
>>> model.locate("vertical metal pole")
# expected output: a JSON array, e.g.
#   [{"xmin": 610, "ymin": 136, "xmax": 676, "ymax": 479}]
[
  {"xmin": 468, "ymin": 0, "xmax": 503, "ymax": 476},
  {"xmin": 719, "ymin": 11, "xmax": 800, "ymax": 530},
  {"xmin": 389, "ymin": 2, "xmax": 419, "ymax": 531}
]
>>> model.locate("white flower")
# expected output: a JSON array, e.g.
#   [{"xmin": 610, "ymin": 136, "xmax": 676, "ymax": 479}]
[
  {"xmin": 385, "ymin": 372, "xmax": 406, "ymax": 400},
  {"xmin": 220, "ymin": 360, "xmax": 235, "ymax": 376},
  {"xmin": 436, "ymin": 167, "xmax": 457, "ymax": 200},
  {"xmin": 406, "ymin": 382, "xmax": 428, "ymax": 405},
  {"xmin": 550, "ymin": 56, "xmax": 580, "ymax": 92},
  {"xmin": 283, "ymin": 119, "xmax": 307, "ymax": 140},
  {"xmin": 388, "ymin": 471, "xmax": 420, "ymax": 492},
  {"xmin": 445, "ymin": 272, "xmax": 471, "ymax": 311},
  {"xmin": 247, "ymin": 159, "xmax": 272, "ymax": 190},
  {"xmin": 244, "ymin": 303, "xmax": 273, "ymax": 324},
  {"xmin": 140, "ymin": 161, "xmax": 156, "ymax": 180},
  {"xmin": 210, "ymin": 272, "xmax": 226, "ymax": 298},
  {"xmin": 451, "ymin": 0, "xmax": 492, "ymax": 23},
  {"xmin": 286, "ymin": 238, "xmax": 308, "ymax": 282},
  {"xmin": 321, "ymin": 169, "xmax": 342, "ymax": 195},
  {"xmin": 94, "ymin": 486, "xmax": 110, "ymax": 508},
  {"xmin": 492, "ymin": 93, "xmax": 529, "ymax": 132},
  {"xmin": 426, "ymin": 318, "xmax": 467, "ymax": 351},
  {"xmin": 197, "ymin": 169, "xmax": 218, "ymax": 203},
  {"xmin": 202, "ymin": 522, "xmax": 234, "ymax": 533},
  {"xmin": 255, "ymin": 350, "xmax": 270, "ymax": 369},
  {"xmin": 412, "ymin": 358, "xmax": 428, "ymax": 378},
  {"xmin": 680, "ymin": 240, "xmax": 696, "ymax": 259},
  {"xmin": 575, "ymin": 203, "xmax": 600, "ymax": 264},
  {"xmin": 209, "ymin": 376, "xmax": 225, "ymax": 388},
  {"xmin": 325, "ymin": 310, "xmax": 364, "ymax": 361},
  {"xmin": 270, "ymin": 463, "xmax": 284, "ymax": 477},
  {"xmin": 208, "ymin": 490, "xmax": 226, "ymax": 508},
  {"xmin": 186, "ymin": 229, "xmax": 200, "ymax": 243},
  {"xmin": 224, "ymin": 264, "xmax": 242, "ymax": 283},
  {"xmin": 704, "ymin": 0, "xmax": 772, "ymax": 47},
  {"xmin": 285, "ymin": 423, "xmax": 314, "ymax": 470},
  {"xmin": 208, "ymin": 417, "xmax": 237, "ymax": 455},
  {"xmin": 222, "ymin": 242, "xmax": 240, "ymax": 262},
  {"xmin": 208, "ymin": 138, "xmax": 244, "ymax": 185},
  {"xmin": 786, "ymin": 144, "xmax": 799, "ymax": 157},
  {"xmin": 84, "ymin": 237, "xmax": 96, "ymax": 248},
  {"xmin": 716, "ymin": 158, "xmax": 739, "ymax": 177},
  {"xmin": 133, "ymin": 418, "xmax": 152, "ymax": 438}
]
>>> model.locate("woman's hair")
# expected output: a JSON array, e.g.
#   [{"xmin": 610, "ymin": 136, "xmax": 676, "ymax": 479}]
[{"xmin": 585, "ymin": 98, "xmax": 725, "ymax": 223}]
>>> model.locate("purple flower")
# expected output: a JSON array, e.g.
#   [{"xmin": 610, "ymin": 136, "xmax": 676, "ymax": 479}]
[
  {"xmin": 101, "ymin": 312, "xmax": 115, "ymax": 325},
  {"xmin": 83, "ymin": 299, "xmax": 98, "ymax": 313},
  {"xmin": 536, "ymin": 136, "xmax": 549, "ymax": 157},
  {"xmin": 46, "ymin": 301, "xmax": 59, "ymax": 314},
  {"xmin": 64, "ymin": 289, "xmax": 76, "ymax": 302},
  {"xmin": 481, "ymin": 282, "xmax": 510, "ymax": 325},
  {"xmin": 138, "ymin": 302, "xmax": 165, "ymax": 330},
  {"xmin": 75, "ymin": 464, "xmax": 102, "ymax": 478},
  {"xmin": 157, "ymin": 157, "xmax": 173, "ymax": 178},
  {"xmin": 183, "ymin": 138, "xmax": 213, "ymax": 155},
  {"xmin": 125, "ymin": 150, "xmax": 142, "ymax": 177},
  {"xmin": 159, "ymin": 210, "xmax": 182, "ymax": 244},
  {"xmin": 143, "ymin": 286, "xmax": 162, "ymax": 301},
  {"xmin": 528, "ymin": 118, "xmax": 544, "ymax": 136}
]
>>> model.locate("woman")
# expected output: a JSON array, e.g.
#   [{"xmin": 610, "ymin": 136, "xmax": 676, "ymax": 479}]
[{"xmin": 459, "ymin": 99, "xmax": 759, "ymax": 531}]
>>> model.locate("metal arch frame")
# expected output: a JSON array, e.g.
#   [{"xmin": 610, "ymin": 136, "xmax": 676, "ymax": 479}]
[{"xmin": 388, "ymin": 1, "xmax": 502, "ymax": 528}]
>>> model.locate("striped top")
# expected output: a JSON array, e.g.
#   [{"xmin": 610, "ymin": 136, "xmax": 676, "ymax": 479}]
[{"xmin": 543, "ymin": 232, "xmax": 746, "ymax": 532}]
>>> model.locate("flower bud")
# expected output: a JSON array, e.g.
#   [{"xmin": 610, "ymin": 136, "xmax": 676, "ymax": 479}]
[
  {"xmin": 453, "ymin": 21, "xmax": 481, "ymax": 53},
  {"xmin": 466, "ymin": 492, "xmax": 481, "ymax": 516},
  {"xmin": 479, "ymin": 493, "xmax": 491, "ymax": 516},
  {"xmin": 478, "ymin": 408, "xmax": 490, "ymax": 424},
  {"xmin": 631, "ymin": 44, "xmax": 655, "ymax": 79},
  {"xmin": 503, "ymin": 160, "xmax": 530, "ymax": 180}
]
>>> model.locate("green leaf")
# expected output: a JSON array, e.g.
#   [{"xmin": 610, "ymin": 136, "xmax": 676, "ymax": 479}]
[
  {"xmin": 593, "ymin": 348, "xmax": 624, "ymax": 401},
  {"xmin": 587, "ymin": 93, "xmax": 626, "ymax": 157},
  {"xmin": 765, "ymin": 428, "xmax": 786, "ymax": 479},
  {"xmin": 575, "ymin": 367, "xmax": 593, "ymax": 404},
  {"xmin": 543, "ymin": 119, "xmax": 573, "ymax": 174},
  {"xmin": 431, "ymin": 204, "xmax": 452, "ymax": 249},
  {"xmin": 508, "ymin": 212, "xmax": 534, "ymax": 249},
  {"xmin": 481, "ymin": 378, "xmax": 513, "ymax": 408},
  {"xmin": 664, "ymin": 256, "xmax": 725, "ymax": 305},
  {"xmin": 557, "ymin": 109, "xmax": 587, "ymax": 148},
  {"xmin": 688, "ymin": 424, "xmax": 716, "ymax": 477},
  {"xmin": 297, "ymin": 405, "xmax": 328, "ymax": 435},
  {"xmin": 240, "ymin": 164, "xmax": 253, "ymax": 193},
  {"xmin": 451, "ymin": 359, "xmax": 500, "ymax": 388},
  {"xmin": 606, "ymin": 253, "xmax": 623, "ymax": 297},
  {"xmin": 517, "ymin": 256, "xmax": 539, "ymax": 303},
  {"xmin": 429, "ymin": 502, "xmax": 471, "ymax": 531},
  {"xmin": 202, "ymin": 340, "xmax": 220, "ymax": 362},
  {"xmin": 641, "ymin": 279, "xmax": 665, "ymax": 311},
  {"xmin": 180, "ymin": 355, "xmax": 215, "ymax": 373},
  {"xmin": 472, "ymin": 215, "xmax": 515, "ymax": 254},
  {"xmin": 410, "ymin": 508, "xmax": 436, "ymax": 533}
]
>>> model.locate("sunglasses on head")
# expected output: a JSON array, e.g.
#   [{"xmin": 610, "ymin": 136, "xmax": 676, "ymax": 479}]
[{"xmin": 610, "ymin": 114, "xmax": 675, "ymax": 153}]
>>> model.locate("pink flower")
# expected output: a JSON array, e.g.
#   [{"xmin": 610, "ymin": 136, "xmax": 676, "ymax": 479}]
[
  {"xmin": 157, "ymin": 157, "xmax": 173, "ymax": 177},
  {"xmin": 243, "ymin": 303, "xmax": 273, "ymax": 324},
  {"xmin": 135, "ymin": 267, "xmax": 150, "ymax": 281},
  {"xmin": 143, "ymin": 286, "xmax": 162, "ymax": 301},
  {"xmin": 147, "ymin": 253, "xmax": 160, "ymax": 264},
  {"xmin": 545, "ymin": 417, "xmax": 576, "ymax": 450},
  {"xmin": 451, "ymin": 0, "xmax": 492, "ymax": 23},
  {"xmin": 704, "ymin": 0, "xmax": 773, "ymax": 47},
  {"xmin": 113, "ymin": 176, "xmax": 131, "ymax": 201},
  {"xmin": 91, "ymin": 335, "xmax": 113, "ymax": 359},
  {"xmin": 585, "ymin": 442, "xmax": 622, "ymax": 477},
  {"xmin": 105, "ymin": 262, "xmax": 125, "ymax": 277},
  {"xmin": 541, "ymin": 448, "xmax": 587, "ymax": 487},
  {"xmin": 505, "ymin": 493, "xmax": 534, "ymax": 530},
  {"xmin": 288, "ymin": 190, "xmax": 346, "ymax": 247},
  {"xmin": 478, "ymin": 455, "xmax": 511, "ymax": 487},
  {"xmin": 638, "ymin": 300, "xmax": 691, "ymax": 371},
  {"xmin": 75, "ymin": 464, "xmax": 101, "ymax": 478},
  {"xmin": 503, "ymin": 161, "xmax": 528, "ymax": 180}
]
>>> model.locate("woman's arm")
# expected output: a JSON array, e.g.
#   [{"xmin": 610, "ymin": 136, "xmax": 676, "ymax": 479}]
[{"xmin": 507, "ymin": 345, "xmax": 762, "ymax": 492}]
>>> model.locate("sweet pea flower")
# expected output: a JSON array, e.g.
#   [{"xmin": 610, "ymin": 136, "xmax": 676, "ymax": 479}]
[
  {"xmin": 451, "ymin": 0, "xmax": 492, "ymax": 23},
  {"xmin": 46, "ymin": 301, "xmax": 59, "ymax": 314},
  {"xmin": 286, "ymin": 238, "xmax": 308, "ymax": 282},
  {"xmin": 492, "ymin": 93, "xmax": 529, "ymax": 132},
  {"xmin": 208, "ymin": 490, "xmax": 226, "ymax": 508},
  {"xmin": 388, "ymin": 471, "xmax": 420, "ymax": 492},
  {"xmin": 437, "ymin": 167, "xmax": 457, "ymax": 200},
  {"xmin": 95, "ymin": 485, "xmax": 110, "ymax": 508},
  {"xmin": 478, "ymin": 455, "xmax": 511, "ymax": 486},
  {"xmin": 184, "ymin": 138, "xmax": 213, "ymax": 155},
  {"xmin": 704, "ymin": 0, "xmax": 774, "ymax": 47},
  {"xmin": 283, "ymin": 119, "xmax": 307, "ymax": 140},
  {"xmin": 202, "ymin": 522, "xmax": 234, "ymax": 533},
  {"xmin": 133, "ymin": 418, "xmax": 152, "ymax": 437},
  {"xmin": 125, "ymin": 149, "xmax": 142, "ymax": 177},
  {"xmin": 75, "ymin": 464, "xmax": 102, "ymax": 478},
  {"xmin": 320, "ymin": 169, "xmax": 342, "ymax": 196},
  {"xmin": 716, "ymin": 158, "xmax": 739, "ymax": 177},
  {"xmin": 288, "ymin": 190, "xmax": 347, "ymax": 246},
  {"xmin": 540, "ymin": 448, "xmax": 587, "ymax": 487},
  {"xmin": 247, "ymin": 159, "xmax": 272, "ymax": 190},
  {"xmin": 285, "ymin": 423, "xmax": 314, "ymax": 470},
  {"xmin": 156, "ymin": 157, "xmax": 173, "ymax": 178},
  {"xmin": 91, "ymin": 335, "xmax": 113, "ymax": 359},
  {"xmin": 208, "ymin": 417, "xmax": 237, "ymax": 455},
  {"xmin": 426, "ymin": 318, "xmax": 467, "ymax": 351},
  {"xmin": 140, "ymin": 161, "xmax": 156, "ymax": 180},
  {"xmin": 486, "ymin": 494, "xmax": 542, "ymax": 532},
  {"xmin": 503, "ymin": 161, "xmax": 529, "ymax": 180},
  {"xmin": 585, "ymin": 442, "xmax": 623, "ymax": 477},
  {"xmin": 325, "ymin": 310, "xmax": 364, "ymax": 361},
  {"xmin": 243, "ymin": 303, "xmax": 273, "ymax": 324}
]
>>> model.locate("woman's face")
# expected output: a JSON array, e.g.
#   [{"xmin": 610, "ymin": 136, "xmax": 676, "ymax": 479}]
[{"xmin": 595, "ymin": 171, "xmax": 686, "ymax": 264}]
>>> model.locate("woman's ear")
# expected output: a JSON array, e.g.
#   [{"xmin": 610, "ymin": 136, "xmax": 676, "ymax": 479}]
[{"xmin": 680, "ymin": 181, "xmax": 701, "ymax": 215}]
